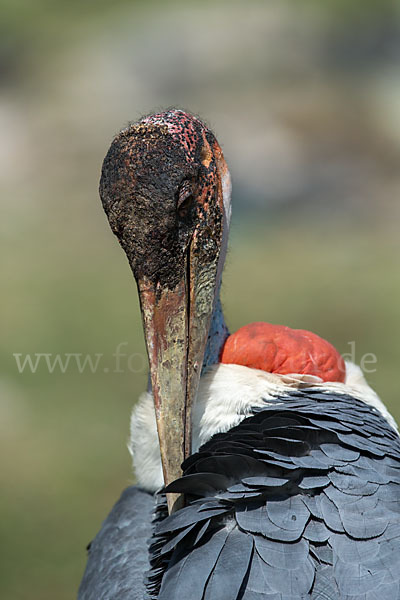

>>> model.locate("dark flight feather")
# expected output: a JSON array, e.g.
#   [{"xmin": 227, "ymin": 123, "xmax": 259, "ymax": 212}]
[
  {"xmin": 79, "ymin": 388, "xmax": 400, "ymax": 600},
  {"xmin": 148, "ymin": 389, "xmax": 400, "ymax": 599}
]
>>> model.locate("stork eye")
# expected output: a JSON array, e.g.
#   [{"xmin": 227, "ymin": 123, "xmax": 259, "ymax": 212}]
[
  {"xmin": 177, "ymin": 194, "xmax": 193, "ymax": 218},
  {"xmin": 177, "ymin": 182, "xmax": 194, "ymax": 218}
]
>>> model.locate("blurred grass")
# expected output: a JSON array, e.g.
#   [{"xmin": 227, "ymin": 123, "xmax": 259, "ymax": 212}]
[
  {"xmin": 1, "ymin": 0, "xmax": 400, "ymax": 598},
  {"xmin": 1, "ymin": 215, "xmax": 399, "ymax": 599}
]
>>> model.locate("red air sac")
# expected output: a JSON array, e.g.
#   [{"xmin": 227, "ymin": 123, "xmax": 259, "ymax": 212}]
[{"xmin": 220, "ymin": 322, "xmax": 345, "ymax": 383}]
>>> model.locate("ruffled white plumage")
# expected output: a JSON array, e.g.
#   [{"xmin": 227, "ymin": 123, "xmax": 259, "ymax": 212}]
[{"xmin": 129, "ymin": 361, "xmax": 397, "ymax": 492}]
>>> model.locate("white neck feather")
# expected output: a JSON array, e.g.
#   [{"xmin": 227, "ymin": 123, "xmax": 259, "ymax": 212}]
[{"xmin": 129, "ymin": 361, "xmax": 397, "ymax": 492}]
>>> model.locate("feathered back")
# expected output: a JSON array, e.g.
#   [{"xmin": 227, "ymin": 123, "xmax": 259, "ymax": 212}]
[{"xmin": 148, "ymin": 389, "xmax": 400, "ymax": 599}]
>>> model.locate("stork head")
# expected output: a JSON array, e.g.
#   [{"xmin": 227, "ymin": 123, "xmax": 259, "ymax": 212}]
[{"xmin": 100, "ymin": 109, "xmax": 231, "ymax": 510}]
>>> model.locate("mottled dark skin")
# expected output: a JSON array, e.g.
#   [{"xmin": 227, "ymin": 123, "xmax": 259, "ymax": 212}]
[
  {"xmin": 99, "ymin": 110, "xmax": 223, "ymax": 291},
  {"xmin": 99, "ymin": 110, "xmax": 228, "ymax": 508}
]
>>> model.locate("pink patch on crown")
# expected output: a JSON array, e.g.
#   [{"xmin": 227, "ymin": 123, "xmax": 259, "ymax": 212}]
[{"xmin": 141, "ymin": 109, "xmax": 204, "ymax": 162}]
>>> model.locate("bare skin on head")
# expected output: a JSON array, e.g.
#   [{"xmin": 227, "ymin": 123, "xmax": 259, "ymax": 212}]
[{"xmin": 99, "ymin": 109, "xmax": 231, "ymax": 512}]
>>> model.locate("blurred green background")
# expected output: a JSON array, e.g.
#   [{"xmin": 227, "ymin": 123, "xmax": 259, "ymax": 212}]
[{"xmin": 1, "ymin": 0, "xmax": 400, "ymax": 598}]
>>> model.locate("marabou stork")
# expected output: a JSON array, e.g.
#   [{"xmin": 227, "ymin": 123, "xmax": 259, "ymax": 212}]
[{"xmin": 79, "ymin": 109, "xmax": 400, "ymax": 600}]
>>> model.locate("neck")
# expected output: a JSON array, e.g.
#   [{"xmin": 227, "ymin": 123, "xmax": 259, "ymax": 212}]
[{"xmin": 202, "ymin": 291, "xmax": 229, "ymax": 369}]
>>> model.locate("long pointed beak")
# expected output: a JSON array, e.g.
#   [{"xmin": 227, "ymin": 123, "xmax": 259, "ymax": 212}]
[
  {"xmin": 99, "ymin": 118, "xmax": 229, "ymax": 513},
  {"xmin": 138, "ymin": 235, "xmax": 220, "ymax": 513}
]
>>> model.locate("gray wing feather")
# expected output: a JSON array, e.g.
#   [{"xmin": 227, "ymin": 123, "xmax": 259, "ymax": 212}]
[
  {"xmin": 158, "ymin": 525, "xmax": 230, "ymax": 600},
  {"xmin": 78, "ymin": 486, "xmax": 154, "ymax": 600},
  {"xmin": 203, "ymin": 527, "xmax": 254, "ymax": 600},
  {"xmin": 150, "ymin": 390, "xmax": 400, "ymax": 599}
]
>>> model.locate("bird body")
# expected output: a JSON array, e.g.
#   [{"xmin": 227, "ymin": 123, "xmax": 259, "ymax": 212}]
[
  {"xmin": 131, "ymin": 360, "xmax": 396, "ymax": 494},
  {"xmin": 79, "ymin": 109, "xmax": 400, "ymax": 599},
  {"xmin": 78, "ymin": 487, "xmax": 153, "ymax": 600},
  {"xmin": 152, "ymin": 385, "xmax": 400, "ymax": 600}
]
